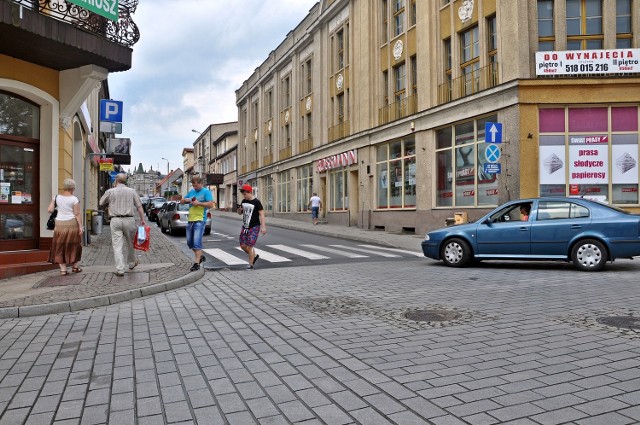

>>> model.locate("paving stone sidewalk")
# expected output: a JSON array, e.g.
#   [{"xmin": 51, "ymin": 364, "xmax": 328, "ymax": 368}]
[{"xmin": 0, "ymin": 224, "xmax": 195, "ymax": 309}]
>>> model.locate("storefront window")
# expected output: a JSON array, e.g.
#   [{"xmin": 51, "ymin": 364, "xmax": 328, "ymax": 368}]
[
  {"xmin": 329, "ymin": 169, "xmax": 348, "ymax": 211},
  {"xmin": 376, "ymin": 139, "xmax": 416, "ymax": 209},
  {"xmin": 0, "ymin": 92, "xmax": 40, "ymax": 138},
  {"xmin": 276, "ymin": 171, "xmax": 290, "ymax": 213},
  {"xmin": 538, "ymin": 106, "xmax": 640, "ymax": 205},
  {"xmin": 262, "ymin": 176, "xmax": 273, "ymax": 212},
  {"xmin": 436, "ymin": 115, "xmax": 499, "ymax": 207},
  {"xmin": 0, "ymin": 144, "xmax": 36, "ymax": 241},
  {"xmin": 297, "ymin": 165, "xmax": 312, "ymax": 212}
]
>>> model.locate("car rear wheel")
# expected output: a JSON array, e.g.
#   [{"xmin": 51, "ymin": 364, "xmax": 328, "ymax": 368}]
[
  {"xmin": 160, "ymin": 220, "xmax": 166, "ymax": 233},
  {"xmin": 204, "ymin": 228, "xmax": 211, "ymax": 236},
  {"xmin": 168, "ymin": 222, "xmax": 173, "ymax": 236},
  {"xmin": 571, "ymin": 239, "xmax": 608, "ymax": 271},
  {"xmin": 440, "ymin": 238, "xmax": 472, "ymax": 268}
]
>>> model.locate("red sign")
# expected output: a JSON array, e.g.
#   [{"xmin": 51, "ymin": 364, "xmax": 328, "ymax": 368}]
[
  {"xmin": 570, "ymin": 184, "xmax": 580, "ymax": 195},
  {"xmin": 317, "ymin": 150, "xmax": 357, "ymax": 173}
]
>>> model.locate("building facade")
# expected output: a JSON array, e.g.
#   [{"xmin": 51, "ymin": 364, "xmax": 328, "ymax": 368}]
[
  {"xmin": 130, "ymin": 163, "xmax": 164, "ymax": 197},
  {"xmin": 0, "ymin": 0, "xmax": 139, "ymax": 276},
  {"xmin": 210, "ymin": 129, "xmax": 238, "ymax": 210},
  {"xmin": 235, "ymin": 0, "xmax": 640, "ymax": 235}
]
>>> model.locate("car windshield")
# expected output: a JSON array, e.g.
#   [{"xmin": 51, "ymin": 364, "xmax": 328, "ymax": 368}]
[
  {"xmin": 177, "ymin": 204, "xmax": 190, "ymax": 212},
  {"xmin": 152, "ymin": 201, "xmax": 165, "ymax": 208}
]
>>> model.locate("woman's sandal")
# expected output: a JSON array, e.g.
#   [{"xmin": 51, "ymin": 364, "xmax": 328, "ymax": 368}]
[
  {"xmin": 60, "ymin": 270, "xmax": 69, "ymax": 276},
  {"xmin": 72, "ymin": 267, "xmax": 82, "ymax": 273}
]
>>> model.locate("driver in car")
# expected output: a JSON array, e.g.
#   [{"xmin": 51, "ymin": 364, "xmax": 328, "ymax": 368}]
[{"xmin": 520, "ymin": 204, "xmax": 531, "ymax": 221}]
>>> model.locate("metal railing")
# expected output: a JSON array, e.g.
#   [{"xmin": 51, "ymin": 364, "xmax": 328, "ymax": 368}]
[
  {"xmin": 279, "ymin": 146, "xmax": 292, "ymax": 161},
  {"xmin": 328, "ymin": 120, "xmax": 350, "ymax": 143},
  {"xmin": 437, "ymin": 62, "xmax": 499, "ymax": 104},
  {"xmin": 262, "ymin": 153, "xmax": 273, "ymax": 166},
  {"xmin": 378, "ymin": 94, "xmax": 418, "ymax": 125},
  {"xmin": 12, "ymin": 0, "xmax": 140, "ymax": 47},
  {"xmin": 298, "ymin": 138, "xmax": 313, "ymax": 154},
  {"xmin": 241, "ymin": 165, "xmax": 247, "ymax": 175},
  {"xmin": 250, "ymin": 160, "xmax": 259, "ymax": 171}
]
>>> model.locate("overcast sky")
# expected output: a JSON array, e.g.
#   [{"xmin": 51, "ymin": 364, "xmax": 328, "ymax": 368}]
[{"xmin": 109, "ymin": 0, "xmax": 318, "ymax": 176}]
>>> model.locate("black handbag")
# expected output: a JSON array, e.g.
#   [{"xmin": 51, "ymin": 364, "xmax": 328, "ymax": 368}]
[{"xmin": 46, "ymin": 196, "xmax": 57, "ymax": 230}]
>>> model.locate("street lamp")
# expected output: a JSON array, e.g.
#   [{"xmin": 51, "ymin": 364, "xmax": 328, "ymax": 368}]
[
  {"xmin": 161, "ymin": 157, "xmax": 169, "ymax": 175},
  {"xmin": 191, "ymin": 129, "xmax": 202, "ymax": 134}
]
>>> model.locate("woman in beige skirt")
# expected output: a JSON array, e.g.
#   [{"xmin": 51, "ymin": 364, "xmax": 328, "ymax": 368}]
[{"xmin": 48, "ymin": 178, "xmax": 84, "ymax": 275}]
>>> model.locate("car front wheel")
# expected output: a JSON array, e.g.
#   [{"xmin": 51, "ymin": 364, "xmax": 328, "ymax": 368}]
[
  {"xmin": 571, "ymin": 239, "xmax": 608, "ymax": 271},
  {"xmin": 440, "ymin": 238, "xmax": 472, "ymax": 268}
]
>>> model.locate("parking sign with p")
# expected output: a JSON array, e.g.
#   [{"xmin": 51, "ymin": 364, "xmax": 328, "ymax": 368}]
[{"xmin": 100, "ymin": 99, "xmax": 123, "ymax": 123}]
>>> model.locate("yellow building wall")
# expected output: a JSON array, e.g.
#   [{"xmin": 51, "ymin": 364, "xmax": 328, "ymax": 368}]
[
  {"xmin": 0, "ymin": 54, "xmax": 59, "ymax": 99},
  {"xmin": 519, "ymin": 78, "xmax": 640, "ymax": 212}
]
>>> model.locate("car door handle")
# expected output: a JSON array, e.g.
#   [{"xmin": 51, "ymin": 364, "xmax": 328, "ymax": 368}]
[
  {"xmin": 519, "ymin": 227, "xmax": 529, "ymax": 231},
  {"xmin": 571, "ymin": 225, "xmax": 582, "ymax": 229}
]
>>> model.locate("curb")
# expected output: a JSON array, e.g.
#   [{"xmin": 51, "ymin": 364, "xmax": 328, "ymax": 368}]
[{"xmin": 0, "ymin": 267, "xmax": 206, "ymax": 319}]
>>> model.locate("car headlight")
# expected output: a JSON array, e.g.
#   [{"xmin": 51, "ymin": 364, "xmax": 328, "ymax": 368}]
[{"xmin": 424, "ymin": 234, "xmax": 430, "ymax": 241}]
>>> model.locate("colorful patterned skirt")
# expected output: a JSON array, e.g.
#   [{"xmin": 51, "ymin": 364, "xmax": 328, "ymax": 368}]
[{"xmin": 48, "ymin": 219, "xmax": 82, "ymax": 265}]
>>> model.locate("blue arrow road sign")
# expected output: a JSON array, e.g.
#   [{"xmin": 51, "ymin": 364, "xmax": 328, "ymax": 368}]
[
  {"xmin": 485, "ymin": 144, "xmax": 501, "ymax": 163},
  {"xmin": 100, "ymin": 99, "xmax": 123, "ymax": 123},
  {"xmin": 485, "ymin": 122, "xmax": 503, "ymax": 143},
  {"xmin": 484, "ymin": 163, "xmax": 501, "ymax": 174}
]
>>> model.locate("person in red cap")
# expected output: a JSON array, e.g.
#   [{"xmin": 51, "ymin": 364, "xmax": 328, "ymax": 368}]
[{"xmin": 236, "ymin": 184, "xmax": 266, "ymax": 269}]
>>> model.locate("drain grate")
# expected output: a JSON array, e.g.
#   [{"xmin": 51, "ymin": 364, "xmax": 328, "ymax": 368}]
[
  {"xmin": 596, "ymin": 316, "xmax": 640, "ymax": 331},
  {"xmin": 404, "ymin": 309, "xmax": 461, "ymax": 322}
]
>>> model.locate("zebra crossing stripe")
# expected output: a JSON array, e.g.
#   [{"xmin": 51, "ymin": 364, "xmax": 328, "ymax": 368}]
[
  {"xmin": 267, "ymin": 245, "xmax": 329, "ymax": 260},
  {"xmin": 357, "ymin": 245, "xmax": 424, "ymax": 257},
  {"xmin": 300, "ymin": 244, "xmax": 368, "ymax": 258},
  {"xmin": 202, "ymin": 248, "xmax": 247, "ymax": 265},
  {"xmin": 329, "ymin": 245, "xmax": 401, "ymax": 258},
  {"xmin": 235, "ymin": 247, "xmax": 291, "ymax": 263}
]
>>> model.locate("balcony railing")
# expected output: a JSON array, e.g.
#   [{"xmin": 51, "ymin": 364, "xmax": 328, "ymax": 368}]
[
  {"xmin": 298, "ymin": 138, "xmax": 313, "ymax": 154},
  {"xmin": 328, "ymin": 120, "xmax": 350, "ymax": 143},
  {"xmin": 437, "ymin": 62, "xmax": 499, "ymax": 104},
  {"xmin": 241, "ymin": 165, "xmax": 247, "ymax": 175},
  {"xmin": 263, "ymin": 153, "xmax": 273, "ymax": 166},
  {"xmin": 279, "ymin": 146, "xmax": 292, "ymax": 161},
  {"xmin": 378, "ymin": 94, "xmax": 418, "ymax": 126},
  {"xmin": 250, "ymin": 160, "xmax": 259, "ymax": 171},
  {"xmin": 14, "ymin": 0, "xmax": 140, "ymax": 47}
]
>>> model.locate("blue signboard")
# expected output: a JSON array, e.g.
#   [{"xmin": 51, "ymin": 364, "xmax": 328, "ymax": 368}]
[
  {"xmin": 100, "ymin": 99, "xmax": 123, "ymax": 123},
  {"xmin": 485, "ymin": 122, "xmax": 503, "ymax": 143},
  {"xmin": 109, "ymin": 171, "xmax": 118, "ymax": 182},
  {"xmin": 484, "ymin": 163, "xmax": 502, "ymax": 174},
  {"xmin": 485, "ymin": 144, "xmax": 501, "ymax": 163}
]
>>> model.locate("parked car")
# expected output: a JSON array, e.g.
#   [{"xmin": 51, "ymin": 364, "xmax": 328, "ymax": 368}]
[
  {"xmin": 140, "ymin": 196, "xmax": 150, "ymax": 212},
  {"xmin": 145, "ymin": 197, "xmax": 165, "ymax": 216},
  {"xmin": 147, "ymin": 199, "xmax": 167, "ymax": 223},
  {"xmin": 422, "ymin": 197, "xmax": 640, "ymax": 272},
  {"xmin": 159, "ymin": 201, "xmax": 212, "ymax": 236}
]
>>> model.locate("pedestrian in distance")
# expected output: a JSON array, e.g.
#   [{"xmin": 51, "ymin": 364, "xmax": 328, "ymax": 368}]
[
  {"xmin": 99, "ymin": 173, "xmax": 146, "ymax": 276},
  {"xmin": 236, "ymin": 184, "xmax": 266, "ymax": 269},
  {"xmin": 48, "ymin": 178, "xmax": 83, "ymax": 275},
  {"xmin": 180, "ymin": 176, "xmax": 214, "ymax": 272},
  {"xmin": 308, "ymin": 192, "xmax": 322, "ymax": 225}
]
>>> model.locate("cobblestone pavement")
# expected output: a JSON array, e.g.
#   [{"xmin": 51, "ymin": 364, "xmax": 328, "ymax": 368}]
[
  {"xmin": 0, "ymin": 224, "xmax": 192, "ymax": 308},
  {"xmin": 0, "ymin": 259, "xmax": 640, "ymax": 424}
]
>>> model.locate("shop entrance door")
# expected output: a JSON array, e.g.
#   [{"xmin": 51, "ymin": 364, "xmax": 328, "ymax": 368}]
[{"xmin": 0, "ymin": 138, "xmax": 39, "ymax": 251}]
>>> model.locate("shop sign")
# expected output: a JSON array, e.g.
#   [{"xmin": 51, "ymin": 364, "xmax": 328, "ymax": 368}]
[
  {"xmin": 100, "ymin": 158, "xmax": 114, "ymax": 172},
  {"xmin": 317, "ymin": 150, "xmax": 357, "ymax": 173},
  {"xmin": 569, "ymin": 136, "xmax": 608, "ymax": 184},
  {"xmin": 68, "ymin": 0, "xmax": 119, "ymax": 22},
  {"xmin": 536, "ymin": 49, "xmax": 640, "ymax": 76}
]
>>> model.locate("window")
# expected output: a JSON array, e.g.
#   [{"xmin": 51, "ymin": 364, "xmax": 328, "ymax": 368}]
[
  {"xmin": 329, "ymin": 169, "xmax": 348, "ymax": 211},
  {"xmin": 306, "ymin": 113, "xmax": 313, "ymax": 139},
  {"xmin": 487, "ymin": 16, "xmax": 497, "ymax": 66},
  {"xmin": 393, "ymin": 0, "xmax": 405, "ymax": 37},
  {"xmin": 566, "ymin": 0, "xmax": 603, "ymax": 50},
  {"xmin": 382, "ymin": 70, "xmax": 389, "ymax": 106},
  {"xmin": 537, "ymin": 0, "xmax": 555, "ymax": 51},
  {"xmin": 616, "ymin": 0, "xmax": 632, "ymax": 48},
  {"xmin": 394, "ymin": 63, "xmax": 406, "ymax": 104},
  {"xmin": 377, "ymin": 139, "xmax": 416, "ymax": 209},
  {"xmin": 337, "ymin": 94, "xmax": 345, "ymax": 124},
  {"xmin": 263, "ymin": 176, "xmax": 273, "ymax": 212},
  {"xmin": 539, "ymin": 106, "xmax": 640, "ymax": 205},
  {"xmin": 284, "ymin": 124, "xmax": 291, "ymax": 148},
  {"xmin": 277, "ymin": 170, "xmax": 290, "ymax": 213},
  {"xmin": 460, "ymin": 26, "xmax": 480, "ymax": 96},
  {"xmin": 283, "ymin": 76, "xmax": 291, "ymax": 108},
  {"xmin": 297, "ymin": 165, "xmax": 312, "ymax": 212},
  {"xmin": 0, "ymin": 92, "xmax": 40, "ymax": 138},
  {"xmin": 336, "ymin": 29, "xmax": 345, "ymax": 71},
  {"xmin": 382, "ymin": 0, "xmax": 389, "ymax": 44},
  {"xmin": 306, "ymin": 58, "xmax": 313, "ymax": 95},
  {"xmin": 443, "ymin": 38, "xmax": 452, "ymax": 98},
  {"xmin": 436, "ymin": 115, "xmax": 499, "ymax": 207},
  {"xmin": 409, "ymin": 0, "xmax": 416, "ymax": 27},
  {"xmin": 410, "ymin": 56, "xmax": 417, "ymax": 95},
  {"xmin": 537, "ymin": 202, "xmax": 589, "ymax": 220},
  {"xmin": 266, "ymin": 90, "xmax": 273, "ymax": 119}
]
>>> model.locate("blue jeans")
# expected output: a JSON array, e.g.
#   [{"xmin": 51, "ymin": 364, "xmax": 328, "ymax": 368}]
[
  {"xmin": 186, "ymin": 221, "xmax": 205, "ymax": 250},
  {"xmin": 311, "ymin": 207, "xmax": 320, "ymax": 219}
]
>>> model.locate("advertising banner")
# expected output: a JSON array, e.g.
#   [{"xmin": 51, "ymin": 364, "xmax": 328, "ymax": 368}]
[
  {"xmin": 612, "ymin": 144, "xmax": 638, "ymax": 184},
  {"xmin": 68, "ymin": 0, "xmax": 119, "ymax": 22},
  {"xmin": 568, "ymin": 136, "xmax": 608, "ymax": 185},
  {"xmin": 536, "ymin": 49, "xmax": 640, "ymax": 76},
  {"xmin": 539, "ymin": 145, "xmax": 566, "ymax": 185}
]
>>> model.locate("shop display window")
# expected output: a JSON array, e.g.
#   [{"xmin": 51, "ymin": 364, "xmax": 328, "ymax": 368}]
[{"xmin": 376, "ymin": 138, "xmax": 416, "ymax": 209}]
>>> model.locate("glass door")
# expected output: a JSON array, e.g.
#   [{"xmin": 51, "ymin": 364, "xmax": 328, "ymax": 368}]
[{"xmin": 0, "ymin": 139, "xmax": 39, "ymax": 250}]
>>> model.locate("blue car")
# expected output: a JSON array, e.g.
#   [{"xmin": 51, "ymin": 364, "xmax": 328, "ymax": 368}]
[{"xmin": 422, "ymin": 197, "xmax": 640, "ymax": 271}]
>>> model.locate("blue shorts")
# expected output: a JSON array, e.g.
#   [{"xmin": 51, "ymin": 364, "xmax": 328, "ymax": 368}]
[
  {"xmin": 186, "ymin": 221, "xmax": 205, "ymax": 250},
  {"xmin": 239, "ymin": 226, "xmax": 260, "ymax": 247},
  {"xmin": 311, "ymin": 207, "xmax": 320, "ymax": 219}
]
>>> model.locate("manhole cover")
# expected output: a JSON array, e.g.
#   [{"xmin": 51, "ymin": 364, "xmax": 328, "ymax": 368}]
[
  {"xmin": 596, "ymin": 316, "xmax": 640, "ymax": 330},
  {"xmin": 403, "ymin": 309, "xmax": 461, "ymax": 322}
]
